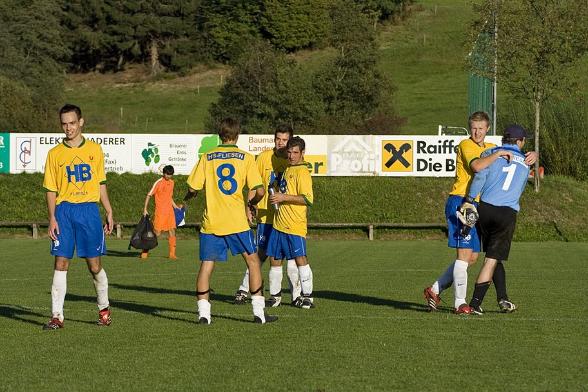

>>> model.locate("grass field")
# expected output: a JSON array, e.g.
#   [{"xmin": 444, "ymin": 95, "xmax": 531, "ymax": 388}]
[{"xmin": 2, "ymin": 239, "xmax": 586, "ymax": 391}]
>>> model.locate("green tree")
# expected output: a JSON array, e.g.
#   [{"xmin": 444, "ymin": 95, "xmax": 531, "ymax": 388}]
[
  {"xmin": 313, "ymin": 0, "xmax": 402, "ymax": 133},
  {"xmin": 0, "ymin": 0, "xmax": 68, "ymax": 131},
  {"xmin": 207, "ymin": 40, "xmax": 321, "ymax": 133},
  {"xmin": 471, "ymin": 0, "xmax": 588, "ymax": 191},
  {"xmin": 199, "ymin": 0, "xmax": 262, "ymax": 62},
  {"xmin": 260, "ymin": 0, "xmax": 330, "ymax": 51}
]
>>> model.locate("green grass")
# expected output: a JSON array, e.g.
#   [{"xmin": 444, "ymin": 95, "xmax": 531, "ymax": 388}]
[
  {"xmin": 1, "ymin": 239, "xmax": 586, "ymax": 390},
  {"xmin": 64, "ymin": 78, "xmax": 220, "ymax": 134},
  {"xmin": 3, "ymin": 173, "xmax": 587, "ymax": 241},
  {"xmin": 378, "ymin": 0, "xmax": 474, "ymax": 133}
]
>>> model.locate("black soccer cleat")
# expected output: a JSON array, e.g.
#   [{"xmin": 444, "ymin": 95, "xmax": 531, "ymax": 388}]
[
  {"xmin": 198, "ymin": 317, "xmax": 211, "ymax": 325},
  {"xmin": 233, "ymin": 290, "xmax": 249, "ymax": 305},
  {"xmin": 470, "ymin": 305, "xmax": 484, "ymax": 315},
  {"xmin": 301, "ymin": 296, "xmax": 315, "ymax": 309},
  {"xmin": 254, "ymin": 313, "xmax": 278, "ymax": 324},
  {"xmin": 498, "ymin": 299, "xmax": 517, "ymax": 313}
]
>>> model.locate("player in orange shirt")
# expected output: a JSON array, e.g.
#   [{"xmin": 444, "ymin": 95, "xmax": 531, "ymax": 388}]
[{"xmin": 142, "ymin": 165, "xmax": 180, "ymax": 259}]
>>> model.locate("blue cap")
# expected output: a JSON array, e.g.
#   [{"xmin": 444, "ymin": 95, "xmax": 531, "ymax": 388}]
[{"xmin": 503, "ymin": 124, "xmax": 530, "ymax": 139}]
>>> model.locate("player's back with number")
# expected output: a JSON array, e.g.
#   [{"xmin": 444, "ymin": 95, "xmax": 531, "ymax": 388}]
[
  {"xmin": 187, "ymin": 144, "xmax": 261, "ymax": 235},
  {"xmin": 476, "ymin": 146, "xmax": 530, "ymax": 211}
]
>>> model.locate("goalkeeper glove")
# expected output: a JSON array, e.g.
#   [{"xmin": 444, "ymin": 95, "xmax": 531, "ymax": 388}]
[{"xmin": 457, "ymin": 196, "xmax": 479, "ymax": 237}]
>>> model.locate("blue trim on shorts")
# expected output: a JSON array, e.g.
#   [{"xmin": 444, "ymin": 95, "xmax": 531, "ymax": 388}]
[
  {"xmin": 445, "ymin": 195, "xmax": 481, "ymax": 252},
  {"xmin": 199, "ymin": 230, "xmax": 256, "ymax": 262},
  {"xmin": 50, "ymin": 202, "xmax": 106, "ymax": 259},
  {"xmin": 266, "ymin": 229, "xmax": 306, "ymax": 260}
]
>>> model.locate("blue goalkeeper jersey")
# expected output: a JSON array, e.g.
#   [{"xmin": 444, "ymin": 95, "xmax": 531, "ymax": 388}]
[{"xmin": 468, "ymin": 145, "xmax": 530, "ymax": 211}]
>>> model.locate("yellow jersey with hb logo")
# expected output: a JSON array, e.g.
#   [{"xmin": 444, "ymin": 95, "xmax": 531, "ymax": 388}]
[
  {"xmin": 449, "ymin": 138, "xmax": 496, "ymax": 196},
  {"xmin": 273, "ymin": 163, "xmax": 314, "ymax": 237},
  {"xmin": 255, "ymin": 149, "xmax": 289, "ymax": 225},
  {"xmin": 187, "ymin": 144, "xmax": 262, "ymax": 235},
  {"xmin": 43, "ymin": 138, "xmax": 106, "ymax": 205}
]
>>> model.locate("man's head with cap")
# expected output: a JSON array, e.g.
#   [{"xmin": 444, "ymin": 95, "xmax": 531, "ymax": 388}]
[{"xmin": 502, "ymin": 124, "xmax": 530, "ymax": 145}]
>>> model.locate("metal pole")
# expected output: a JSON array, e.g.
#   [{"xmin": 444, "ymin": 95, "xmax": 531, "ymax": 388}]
[{"xmin": 492, "ymin": 8, "xmax": 498, "ymax": 135}]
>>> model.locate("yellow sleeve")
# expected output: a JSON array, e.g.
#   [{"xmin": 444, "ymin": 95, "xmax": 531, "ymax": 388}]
[
  {"xmin": 96, "ymin": 145, "xmax": 107, "ymax": 184},
  {"xmin": 43, "ymin": 150, "xmax": 57, "ymax": 192},
  {"xmin": 298, "ymin": 169, "xmax": 313, "ymax": 206},
  {"xmin": 461, "ymin": 142, "xmax": 481, "ymax": 168},
  {"xmin": 187, "ymin": 155, "xmax": 206, "ymax": 191},
  {"xmin": 246, "ymin": 155, "xmax": 263, "ymax": 190}
]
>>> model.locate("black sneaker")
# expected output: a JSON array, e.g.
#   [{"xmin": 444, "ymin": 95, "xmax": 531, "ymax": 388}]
[
  {"xmin": 254, "ymin": 313, "xmax": 278, "ymax": 324},
  {"xmin": 470, "ymin": 305, "xmax": 484, "ymax": 315},
  {"xmin": 266, "ymin": 295, "xmax": 282, "ymax": 308},
  {"xmin": 292, "ymin": 296, "xmax": 304, "ymax": 308},
  {"xmin": 233, "ymin": 290, "xmax": 249, "ymax": 305},
  {"xmin": 301, "ymin": 296, "xmax": 315, "ymax": 309},
  {"xmin": 198, "ymin": 317, "xmax": 211, "ymax": 325},
  {"xmin": 498, "ymin": 299, "xmax": 517, "ymax": 313}
]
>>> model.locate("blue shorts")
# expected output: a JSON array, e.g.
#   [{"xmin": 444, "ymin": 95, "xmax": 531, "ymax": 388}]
[
  {"xmin": 266, "ymin": 229, "xmax": 307, "ymax": 260},
  {"xmin": 199, "ymin": 230, "xmax": 256, "ymax": 262},
  {"xmin": 256, "ymin": 223, "xmax": 274, "ymax": 251},
  {"xmin": 51, "ymin": 202, "xmax": 106, "ymax": 259},
  {"xmin": 445, "ymin": 195, "xmax": 481, "ymax": 252}
]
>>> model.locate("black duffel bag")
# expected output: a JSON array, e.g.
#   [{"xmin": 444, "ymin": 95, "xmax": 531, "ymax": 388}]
[{"xmin": 128, "ymin": 214, "xmax": 158, "ymax": 250}]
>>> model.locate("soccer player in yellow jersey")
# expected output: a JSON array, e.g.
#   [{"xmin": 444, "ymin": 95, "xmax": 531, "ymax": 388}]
[
  {"xmin": 424, "ymin": 111, "xmax": 537, "ymax": 314},
  {"xmin": 234, "ymin": 125, "xmax": 301, "ymax": 307},
  {"xmin": 267, "ymin": 136, "xmax": 315, "ymax": 309},
  {"xmin": 42, "ymin": 104, "xmax": 114, "ymax": 330},
  {"xmin": 184, "ymin": 118, "xmax": 277, "ymax": 324}
]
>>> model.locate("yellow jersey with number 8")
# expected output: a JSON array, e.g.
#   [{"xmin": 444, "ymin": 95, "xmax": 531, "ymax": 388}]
[{"xmin": 187, "ymin": 145, "xmax": 262, "ymax": 235}]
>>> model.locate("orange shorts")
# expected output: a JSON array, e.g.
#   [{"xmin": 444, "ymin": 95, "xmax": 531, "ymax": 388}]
[{"xmin": 153, "ymin": 209, "xmax": 176, "ymax": 232}]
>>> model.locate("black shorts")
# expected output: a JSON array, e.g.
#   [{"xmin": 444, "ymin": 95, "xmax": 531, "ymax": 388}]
[{"xmin": 477, "ymin": 201, "xmax": 517, "ymax": 261}]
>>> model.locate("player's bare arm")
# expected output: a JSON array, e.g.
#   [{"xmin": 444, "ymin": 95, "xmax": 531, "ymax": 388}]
[
  {"xmin": 470, "ymin": 150, "xmax": 513, "ymax": 173},
  {"xmin": 143, "ymin": 194, "xmax": 151, "ymax": 215},
  {"xmin": 270, "ymin": 193, "xmax": 307, "ymax": 206},
  {"xmin": 46, "ymin": 191, "xmax": 59, "ymax": 241},
  {"xmin": 100, "ymin": 184, "xmax": 114, "ymax": 235},
  {"xmin": 247, "ymin": 187, "xmax": 265, "ymax": 218}
]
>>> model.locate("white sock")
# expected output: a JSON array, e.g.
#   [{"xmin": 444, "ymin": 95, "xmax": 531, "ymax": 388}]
[
  {"xmin": 51, "ymin": 270, "xmax": 67, "ymax": 321},
  {"xmin": 92, "ymin": 269, "xmax": 109, "ymax": 311},
  {"xmin": 298, "ymin": 264, "xmax": 313, "ymax": 297},
  {"xmin": 433, "ymin": 262, "xmax": 454, "ymax": 294},
  {"xmin": 251, "ymin": 295, "xmax": 265, "ymax": 322},
  {"xmin": 197, "ymin": 299, "xmax": 211, "ymax": 324},
  {"xmin": 453, "ymin": 259, "xmax": 469, "ymax": 308},
  {"xmin": 269, "ymin": 266, "xmax": 283, "ymax": 297},
  {"xmin": 238, "ymin": 269, "xmax": 250, "ymax": 293},
  {"xmin": 286, "ymin": 259, "xmax": 301, "ymax": 300}
]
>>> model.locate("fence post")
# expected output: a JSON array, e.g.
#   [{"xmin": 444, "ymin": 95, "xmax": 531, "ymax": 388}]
[
  {"xmin": 368, "ymin": 224, "xmax": 374, "ymax": 241},
  {"xmin": 116, "ymin": 224, "xmax": 122, "ymax": 239},
  {"xmin": 32, "ymin": 224, "xmax": 38, "ymax": 239}
]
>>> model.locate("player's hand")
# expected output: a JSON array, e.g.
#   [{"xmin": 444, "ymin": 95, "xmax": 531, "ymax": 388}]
[
  {"xmin": 524, "ymin": 151, "xmax": 538, "ymax": 166},
  {"xmin": 247, "ymin": 202, "xmax": 258, "ymax": 222},
  {"xmin": 269, "ymin": 193, "xmax": 285, "ymax": 204},
  {"xmin": 457, "ymin": 200, "xmax": 479, "ymax": 237},
  {"xmin": 104, "ymin": 211, "xmax": 114, "ymax": 235},
  {"xmin": 246, "ymin": 204, "xmax": 254, "ymax": 225},
  {"xmin": 496, "ymin": 150, "xmax": 513, "ymax": 162},
  {"xmin": 48, "ymin": 217, "xmax": 59, "ymax": 241}
]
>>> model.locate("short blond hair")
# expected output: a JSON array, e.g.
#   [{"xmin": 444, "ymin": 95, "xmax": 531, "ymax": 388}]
[{"xmin": 468, "ymin": 111, "xmax": 491, "ymax": 128}]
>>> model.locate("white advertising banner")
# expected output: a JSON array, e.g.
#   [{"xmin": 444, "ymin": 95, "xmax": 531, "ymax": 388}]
[{"xmin": 7, "ymin": 133, "xmax": 502, "ymax": 177}]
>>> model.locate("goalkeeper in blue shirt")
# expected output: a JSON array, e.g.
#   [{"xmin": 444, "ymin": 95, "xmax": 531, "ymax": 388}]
[{"xmin": 459, "ymin": 124, "xmax": 531, "ymax": 314}]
